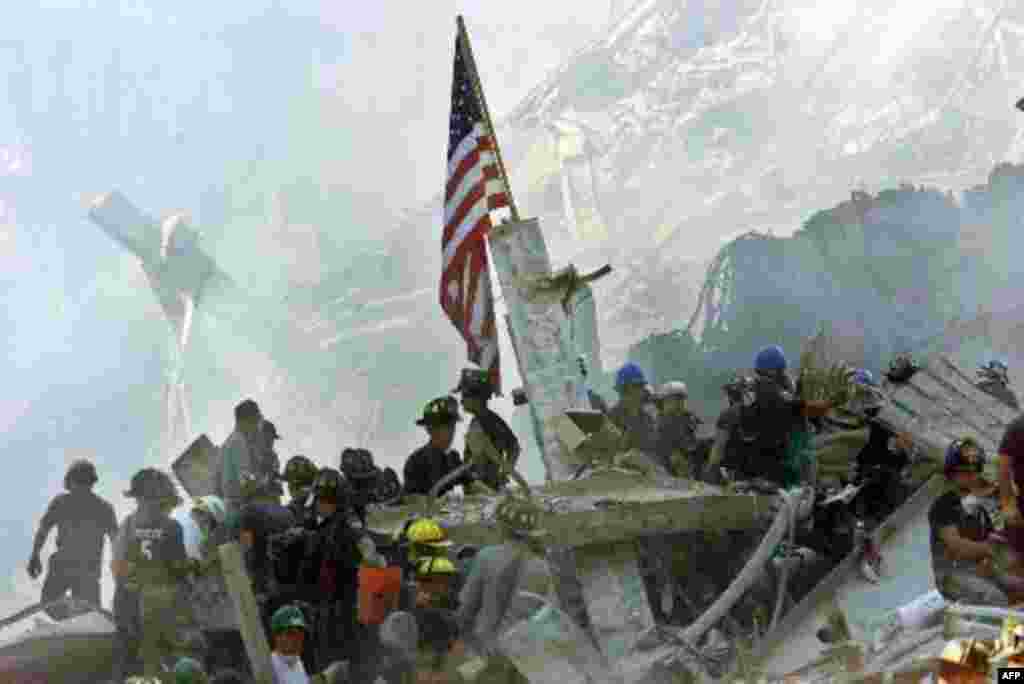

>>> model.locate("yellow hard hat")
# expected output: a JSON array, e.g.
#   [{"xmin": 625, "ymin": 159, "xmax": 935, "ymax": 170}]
[
  {"xmin": 415, "ymin": 556, "xmax": 458, "ymax": 578},
  {"xmin": 406, "ymin": 518, "xmax": 453, "ymax": 547}
]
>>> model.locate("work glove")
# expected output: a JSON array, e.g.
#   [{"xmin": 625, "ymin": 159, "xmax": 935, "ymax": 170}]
[{"xmin": 27, "ymin": 554, "xmax": 41, "ymax": 580}]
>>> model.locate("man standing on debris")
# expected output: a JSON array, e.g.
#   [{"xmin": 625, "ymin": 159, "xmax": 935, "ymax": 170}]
[
  {"xmin": 111, "ymin": 468, "xmax": 193, "ymax": 679},
  {"xmin": 930, "ymin": 438, "xmax": 1008, "ymax": 605},
  {"xmin": 457, "ymin": 497, "xmax": 553, "ymax": 684},
  {"xmin": 653, "ymin": 381, "xmax": 702, "ymax": 477},
  {"xmin": 851, "ymin": 369, "xmax": 912, "ymax": 522},
  {"xmin": 27, "ymin": 459, "xmax": 118, "ymax": 620},
  {"xmin": 731, "ymin": 346, "xmax": 832, "ymax": 485},
  {"xmin": 607, "ymin": 363, "xmax": 660, "ymax": 461},
  {"xmin": 282, "ymin": 455, "xmax": 318, "ymax": 524},
  {"xmin": 404, "ymin": 397, "xmax": 476, "ymax": 497},
  {"xmin": 220, "ymin": 398, "xmax": 264, "ymax": 516},
  {"xmin": 258, "ymin": 420, "xmax": 286, "ymax": 502},
  {"xmin": 455, "ymin": 369, "xmax": 521, "ymax": 493}
]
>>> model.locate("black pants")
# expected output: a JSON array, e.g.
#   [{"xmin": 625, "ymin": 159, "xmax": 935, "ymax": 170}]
[
  {"xmin": 111, "ymin": 582, "xmax": 141, "ymax": 681},
  {"xmin": 41, "ymin": 556, "xmax": 101, "ymax": 618},
  {"xmin": 203, "ymin": 629, "xmax": 249, "ymax": 676}
]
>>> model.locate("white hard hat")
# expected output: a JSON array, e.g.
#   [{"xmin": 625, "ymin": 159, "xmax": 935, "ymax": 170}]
[{"xmin": 659, "ymin": 381, "xmax": 688, "ymax": 398}]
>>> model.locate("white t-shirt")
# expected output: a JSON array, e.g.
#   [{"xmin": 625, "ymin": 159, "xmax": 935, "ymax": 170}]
[{"xmin": 271, "ymin": 652, "xmax": 310, "ymax": 684}]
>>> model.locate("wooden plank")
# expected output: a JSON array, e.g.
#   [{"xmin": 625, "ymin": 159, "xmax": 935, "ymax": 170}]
[{"xmin": 218, "ymin": 542, "xmax": 273, "ymax": 684}]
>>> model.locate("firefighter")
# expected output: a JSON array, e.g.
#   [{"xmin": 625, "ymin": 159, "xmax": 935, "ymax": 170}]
[
  {"xmin": 404, "ymin": 397, "xmax": 475, "ymax": 497},
  {"xmin": 282, "ymin": 455, "xmax": 318, "ymax": 524},
  {"xmin": 453, "ymin": 368, "xmax": 521, "ymax": 493},
  {"xmin": 27, "ymin": 459, "xmax": 118, "ymax": 620},
  {"xmin": 653, "ymin": 381, "xmax": 702, "ymax": 477},
  {"xmin": 111, "ymin": 468, "xmax": 193, "ymax": 679},
  {"xmin": 457, "ymin": 497, "xmax": 552, "ymax": 684},
  {"xmin": 412, "ymin": 556, "xmax": 467, "ymax": 683},
  {"xmin": 297, "ymin": 468, "xmax": 363, "ymax": 670}
]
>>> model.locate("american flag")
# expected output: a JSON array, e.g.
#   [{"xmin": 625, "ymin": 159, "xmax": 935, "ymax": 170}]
[{"xmin": 441, "ymin": 29, "xmax": 509, "ymax": 393}]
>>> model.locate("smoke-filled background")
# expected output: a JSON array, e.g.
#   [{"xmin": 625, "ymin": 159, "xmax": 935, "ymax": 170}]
[{"xmin": 3, "ymin": 0, "xmax": 1024, "ymax": 622}]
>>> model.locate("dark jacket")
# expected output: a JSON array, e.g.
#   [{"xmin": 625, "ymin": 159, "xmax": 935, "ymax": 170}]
[
  {"xmin": 298, "ymin": 511, "xmax": 362, "ymax": 603},
  {"xmin": 465, "ymin": 409, "xmax": 520, "ymax": 490},
  {"xmin": 403, "ymin": 445, "xmax": 472, "ymax": 497}
]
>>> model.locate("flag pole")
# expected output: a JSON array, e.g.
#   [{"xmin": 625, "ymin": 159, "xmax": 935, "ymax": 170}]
[{"xmin": 456, "ymin": 15, "xmax": 520, "ymax": 222}]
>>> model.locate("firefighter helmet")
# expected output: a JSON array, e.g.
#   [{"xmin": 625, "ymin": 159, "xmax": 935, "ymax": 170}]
[
  {"xmin": 453, "ymin": 368, "xmax": 493, "ymax": 399},
  {"xmin": 340, "ymin": 448, "xmax": 378, "ymax": 480},
  {"xmin": 283, "ymin": 455, "xmax": 318, "ymax": 488},
  {"xmin": 494, "ymin": 496, "xmax": 546, "ymax": 536},
  {"xmin": 372, "ymin": 467, "xmax": 403, "ymax": 505},
  {"xmin": 312, "ymin": 467, "xmax": 352, "ymax": 502},
  {"xmin": 415, "ymin": 556, "xmax": 458, "ymax": 579},
  {"xmin": 416, "ymin": 396, "xmax": 462, "ymax": 426},
  {"xmin": 405, "ymin": 518, "xmax": 452, "ymax": 547},
  {"xmin": 124, "ymin": 468, "xmax": 180, "ymax": 503}
]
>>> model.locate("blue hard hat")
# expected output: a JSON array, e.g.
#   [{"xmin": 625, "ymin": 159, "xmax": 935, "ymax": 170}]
[
  {"xmin": 615, "ymin": 362, "xmax": 647, "ymax": 390},
  {"xmin": 754, "ymin": 345, "xmax": 787, "ymax": 373},
  {"xmin": 852, "ymin": 369, "xmax": 876, "ymax": 386},
  {"xmin": 987, "ymin": 359, "xmax": 1009, "ymax": 372}
]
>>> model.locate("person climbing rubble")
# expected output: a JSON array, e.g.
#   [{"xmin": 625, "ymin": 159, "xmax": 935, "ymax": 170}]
[
  {"xmin": 27, "ymin": 459, "xmax": 118, "ymax": 620},
  {"xmin": 457, "ymin": 497, "xmax": 554, "ymax": 684},
  {"xmin": 187, "ymin": 495, "xmax": 247, "ymax": 676},
  {"xmin": 110, "ymin": 468, "xmax": 194, "ymax": 679},
  {"xmin": 849, "ymin": 368, "xmax": 912, "ymax": 523},
  {"xmin": 930, "ymin": 438, "xmax": 1009, "ymax": 606},
  {"xmin": 282, "ymin": 456, "xmax": 318, "ymax": 524},
  {"xmin": 977, "ymin": 359, "xmax": 1020, "ymax": 411},
  {"xmin": 454, "ymin": 368, "xmax": 521, "ymax": 493},
  {"xmin": 220, "ymin": 399, "xmax": 266, "ymax": 516},
  {"xmin": 703, "ymin": 374, "xmax": 755, "ymax": 482},
  {"xmin": 722, "ymin": 346, "xmax": 832, "ymax": 486},
  {"xmin": 607, "ymin": 362, "xmax": 662, "ymax": 472},
  {"xmin": 653, "ymin": 380, "xmax": 702, "ymax": 477},
  {"xmin": 404, "ymin": 397, "xmax": 476, "ymax": 497}
]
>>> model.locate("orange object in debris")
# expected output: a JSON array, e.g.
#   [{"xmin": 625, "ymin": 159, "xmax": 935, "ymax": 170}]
[{"xmin": 358, "ymin": 566, "xmax": 402, "ymax": 625}]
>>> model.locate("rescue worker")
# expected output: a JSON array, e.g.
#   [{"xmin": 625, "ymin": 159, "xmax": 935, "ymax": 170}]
[
  {"xmin": 111, "ymin": 468, "xmax": 192, "ymax": 679},
  {"xmin": 270, "ymin": 604, "xmax": 312, "ymax": 684},
  {"xmin": 653, "ymin": 381, "xmax": 701, "ymax": 477},
  {"xmin": 258, "ymin": 420, "xmax": 286, "ymax": 503},
  {"xmin": 188, "ymin": 495, "xmax": 246, "ymax": 676},
  {"xmin": 1000, "ymin": 408, "xmax": 1024, "ymax": 577},
  {"xmin": 850, "ymin": 369, "xmax": 912, "ymax": 522},
  {"xmin": 220, "ymin": 398, "xmax": 265, "ymax": 516},
  {"xmin": 174, "ymin": 657, "xmax": 209, "ymax": 684},
  {"xmin": 607, "ymin": 363, "xmax": 661, "ymax": 469},
  {"xmin": 340, "ymin": 447, "xmax": 378, "ymax": 524},
  {"xmin": 237, "ymin": 500, "xmax": 297, "ymax": 659},
  {"xmin": 372, "ymin": 467, "xmax": 404, "ymax": 507},
  {"xmin": 404, "ymin": 397, "xmax": 475, "ymax": 497},
  {"xmin": 704, "ymin": 374, "xmax": 755, "ymax": 482},
  {"xmin": 297, "ymin": 468, "xmax": 363, "ymax": 670},
  {"xmin": 457, "ymin": 497, "xmax": 552, "ymax": 684},
  {"xmin": 27, "ymin": 459, "xmax": 118, "ymax": 620},
  {"xmin": 930, "ymin": 438, "xmax": 1008, "ymax": 606},
  {"xmin": 734, "ymin": 346, "xmax": 832, "ymax": 485},
  {"xmin": 454, "ymin": 368, "xmax": 521, "ymax": 492},
  {"xmin": 282, "ymin": 455, "xmax": 318, "ymax": 524},
  {"xmin": 393, "ymin": 518, "xmax": 454, "ymax": 610},
  {"xmin": 978, "ymin": 359, "xmax": 1020, "ymax": 410},
  {"xmin": 412, "ymin": 556, "xmax": 467, "ymax": 682}
]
